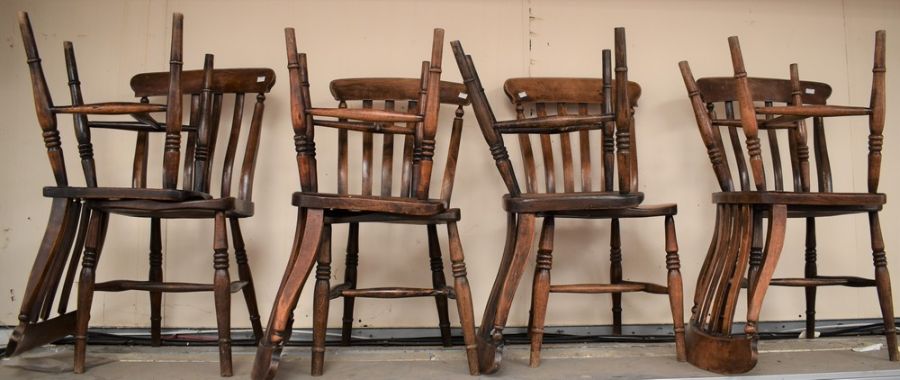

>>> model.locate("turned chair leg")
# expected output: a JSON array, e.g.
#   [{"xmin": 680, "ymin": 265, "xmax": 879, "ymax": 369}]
[
  {"xmin": 664, "ymin": 215, "xmax": 686, "ymax": 361},
  {"xmin": 340, "ymin": 222, "xmax": 359, "ymax": 345},
  {"xmin": 446, "ymin": 221, "xmax": 479, "ymax": 375},
  {"xmin": 74, "ymin": 210, "xmax": 109, "ymax": 374},
  {"xmin": 804, "ymin": 217, "xmax": 817, "ymax": 339},
  {"xmin": 745, "ymin": 205, "xmax": 787, "ymax": 339},
  {"xmin": 149, "ymin": 218, "xmax": 163, "ymax": 347},
  {"xmin": 476, "ymin": 213, "xmax": 536, "ymax": 374},
  {"xmin": 747, "ymin": 213, "xmax": 764, "ymax": 308},
  {"xmin": 610, "ymin": 218, "xmax": 623, "ymax": 335},
  {"xmin": 427, "ymin": 224, "xmax": 453, "ymax": 347},
  {"xmin": 212, "ymin": 212, "xmax": 233, "ymax": 377},
  {"xmin": 311, "ymin": 225, "xmax": 332, "ymax": 376},
  {"xmin": 868, "ymin": 212, "xmax": 899, "ymax": 361},
  {"xmin": 529, "ymin": 218, "xmax": 555, "ymax": 368},
  {"xmin": 252, "ymin": 209, "xmax": 325, "ymax": 380},
  {"xmin": 230, "ymin": 218, "xmax": 264, "ymax": 342}
]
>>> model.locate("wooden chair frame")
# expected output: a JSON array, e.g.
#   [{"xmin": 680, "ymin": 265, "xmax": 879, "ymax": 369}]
[
  {"xmin": 252, "ymin": 28, "xmax": 479, "ymax": 380},
  {"xmin": 10, "ymin": 12, "xmax": 276, "ymax": 377},
  {"xmin": 678, "ymin": 31, "xmax": 894, "ymax": 374},
  {"xmin": 451, "ymin": 27, "xmax": 685, "ymax": 374}
]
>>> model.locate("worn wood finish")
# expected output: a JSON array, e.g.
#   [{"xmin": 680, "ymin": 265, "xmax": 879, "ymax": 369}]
[
  {"xmin": 452, "ymin": 27, "xmax": 685, "ymax": 373},
  {"xmin": 254, "ymin": 28, "xmax": 478, "ymax": 379},
  {"xmin": 12, "ymin": 12, "xmax": 275, "ymax": 376},
  {"xmin": 679, "ymin": 31, "xmax": 894, "ymax": 374}
]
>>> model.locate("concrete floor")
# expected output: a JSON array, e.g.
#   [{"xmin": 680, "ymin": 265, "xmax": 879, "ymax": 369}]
[{"xmin": 2, "ymin": 336, "xmax": 900, "ymax": 379}]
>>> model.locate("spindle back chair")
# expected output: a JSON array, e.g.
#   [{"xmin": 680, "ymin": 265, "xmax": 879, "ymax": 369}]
[
  {"xmin": 11, "ymin": 11, "xmax": 276, "ymax": 377},
  {"xmin": 451, "ymin": 27, "xmax": 685, "ymax": 374},
  {"xmin": 252, "ymin": 28, "xmax": 479, "ymax": 380},
  {"xmin": 75, "ymin": 59, "xmax": 275, "ymax": 378},
  {"xmin": 9, "ymin": 10, "xmax": 188, "ymax": 361},
  {"xmin": 677, "ymin": 31, "xmax": 894, "ymax": 374}
]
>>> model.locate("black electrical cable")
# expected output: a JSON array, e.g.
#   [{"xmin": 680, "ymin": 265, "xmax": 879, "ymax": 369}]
[{"xmin": 39, "ymin": 320, "xmax": 896, "ymax": 349}]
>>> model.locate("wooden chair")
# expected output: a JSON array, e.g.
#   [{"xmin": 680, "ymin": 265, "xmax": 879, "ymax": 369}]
[
  {"xmin": 13, "ymin": 12, "xmax": 276, "ymax": 377},
  {"xmin": 451, "ymin": 27, "xmax": 685, "ymax": 374},
  {"xmin": 251, "ymin": 28, "xmax": 478, "ymax": 380},
  {"xmin": 677, "ymin": 31, "xmax": 895, "ymax": 374}
]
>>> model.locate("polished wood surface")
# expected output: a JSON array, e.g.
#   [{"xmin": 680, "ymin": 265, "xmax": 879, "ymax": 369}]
[
  {"xmin": 679, "ymin": 30, "xmax": 895, "ymax": 374},
  {"xmin": 452, "ymin": 27, "xmax": 685, "ymax": 374},
  {"xmin": 252, "ymin": 28, "xmax": 478, "ymax": 380}
]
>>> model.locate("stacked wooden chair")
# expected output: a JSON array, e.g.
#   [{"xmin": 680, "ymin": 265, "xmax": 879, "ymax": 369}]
[
  {"xmin": 678, "ymin": 31, "xmax": 894, "ymax": 373},
  {"xmin": 13, "ymin": 12, "xmax": 275, "ymax": 376},
  {"xmin": 252, "ymin": 28, "xmax": 478, "ymax": 380},
  {"xmin": 451, "ymin": 27, "xmax": 685, "ymax": 374}
]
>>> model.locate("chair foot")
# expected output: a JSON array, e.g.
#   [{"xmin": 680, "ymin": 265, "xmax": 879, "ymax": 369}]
[
  {"xmin": 251, "ymin": 336, "xmax": 283, "ymax": 380},
  {"xmin": 476, "ymin": 330, "xmax": 504, "ymax": 374}
]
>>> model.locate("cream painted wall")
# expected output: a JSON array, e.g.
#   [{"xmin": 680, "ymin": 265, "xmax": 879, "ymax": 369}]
[{"xmin": 1, "ymin": 0, "xmax": 898, "ymax": 330}]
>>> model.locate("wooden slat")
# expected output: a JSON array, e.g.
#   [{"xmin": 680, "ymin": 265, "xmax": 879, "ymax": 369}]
[
  {"xmin": 767, "ymin": 276, "xmax": 875, "ymax": 287},
  {"xmin": 313, "ymin": 120, "xmax": 413, "ymax": 134},
  {"xmin": 813, "ymin": 117, "xmax": 833, "ymax": 192},
  {"xmin": 339, "ymin": 286, "xmax": 455, "ymax": 298},
  {"xmin": 52, "ymin": 102, "xmax": 166, "ymax": 114},
  {"xmin": 755, "ymin": 104, "xmax": 870, "ymax": 117},
  {"xmin": 362, "ymin": 100, "xmax": 374, "ymax": 196},
  {"xmin": 221, "ymin": 93, "xmax": 245, "ymax": 197},
  {"xmin": 400, "ymin": 100, "xmax": 417, "ymax": 197},
  {"xmin": 537, "ymin": 103, "xmax": 556, "ymax": 193},
  {"xmin": 725, "ymin": 102, "xmax": 751, "ymax": 191},
  {"xmin": 381, "ymin": 100, "xmax": 395, "ymax": 196},
  {"xmin": 558, "ymin": 103, "xmax": 575, "ymax": 192},
  {"xmin": 578, "ymin": 103, "xmax": 592, "ymax": 192},
  {"xmin": 494, "ymin": 115, "xmax": 611, "ymax": 132},
  {"xmin": 514, "ymin": 103, "xmax": 538, "ymax": 193},
  {"xmin": 337, "ymin": 101, "xmax": 349, "ymax": 194},
  {"xmin": 308, "ymin": 107, "xmax": 422, "ymax": 122},
  {"xmin": 549, "ymin": 281, "xmax": 668, "ymax": 294},
  {"xmin": 94, "ymin": 280, "xmax": 248, "ymax": 293},
  {"xmin": 764, "ymin": 101, "xmax": 784, "ymax": 191}
]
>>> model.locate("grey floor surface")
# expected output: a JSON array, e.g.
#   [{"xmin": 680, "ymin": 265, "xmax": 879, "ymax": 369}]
[{"xmin": 2, "ymin": 336, "xmax": 900, "ymax": 379}]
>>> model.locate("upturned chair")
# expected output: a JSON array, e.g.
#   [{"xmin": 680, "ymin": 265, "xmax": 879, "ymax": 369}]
[
  {"xmin": 678, "ymin": 31, "xmax": 894, "ymax": 374},
  {"xmin": 252, "ymin": 28, "xmax": 478, "ymax": 380},
  {"xmin": 13, "ymin": 12, "xmax": 275, "ymax": 377},
  {"xmin": 451, "ymin": 27, "xmax": 685, "ymax": 374}
]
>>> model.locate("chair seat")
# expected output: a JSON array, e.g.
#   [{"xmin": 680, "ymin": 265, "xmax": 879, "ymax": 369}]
[
  {"xmin": 503, "ymin": 191, "xmax": 644, "ymax": 213},
  {"xmin": 90, "ymin": 197, "xmax": 253, "ymax": 218},
  {"xmin": 44, "ymin": 186, "xmax": 211, "ymax": 201},
  {"xmin": 292, "ymin": 192, "xmax": 445, "ymax": 216},
  {"xmin": 712, "ymin": 191, "xmax": 886, "ymax": 207},
  {"xmin": 548, "ymin": 203, "xmax": 676, "ymax": 219},
  {"xmin": 324, "ymin": 208, "xmax": 460, "ymax": 225}
]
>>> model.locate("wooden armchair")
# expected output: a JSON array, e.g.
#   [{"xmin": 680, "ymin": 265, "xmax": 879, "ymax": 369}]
[
  {"xmin": 252, "ymin": 28, "xmax": 478, "ymax": 380},
  {"xmin": 11, "ymin": 11, "xmax": 276, "ymax": 377},
  {"xmin": 678, "ymin": 31, "xmax": 894, "ymax": 373},
  {"xmin": 451, "ymin": 27, "xmax": 685, "ymax": 374}
]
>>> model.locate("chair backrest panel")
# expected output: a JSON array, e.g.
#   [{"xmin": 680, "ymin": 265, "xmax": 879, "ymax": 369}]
[
  {"xmin": 286, "ymin": 28, "xmax": 462, "ymax": 203},
  {"xmin": 680, "ymin": 68, "xmax": 833, "ymax": 194},
  {"xmin": 452, "ymin": 27, "xmax": 639, "ymax": 198},
  {"xmin": 130, "ymin": 68, "xmax": 275, "ymax": 200},
  {"xmin": 327, "ymin": 78, "xmax": 468, "ymax": 202},
  {"xmin": 503, "ymin": 78, "xmax": 641, "ymax": 194},
  {"xmin": 132, "ymin": 68, "xmax": 276, "ymax": 97}
]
